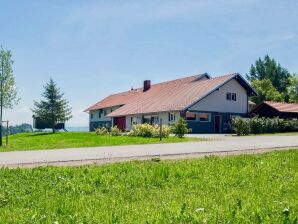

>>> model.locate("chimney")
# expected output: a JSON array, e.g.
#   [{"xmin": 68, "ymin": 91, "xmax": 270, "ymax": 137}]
[{"xmin": 143, "ymin": 80, "xmax": 151, "ymax": 91}]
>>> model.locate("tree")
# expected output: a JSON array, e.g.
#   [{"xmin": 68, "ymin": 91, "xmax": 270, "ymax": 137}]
[
  {"xmin": 287, "ymin": 75, "xmax": 298, "ymax": 103},
  {"xmin": 250, "ymin": 79, "xmax": 284, "ymax": 104},
  {"xmin": 172, "ymin": 118, "xmax": 189, "ymax": 138},
  {"xmin": 247, "ymin": 55, "xmax": 291, "ymax": 93},
  {"xmin": 0, "ymin": 47, "xmax": 20, "ymax": 146},
  {"xmin": 32, "ymin": 79, "xmax": 72, "ymax": 133}
]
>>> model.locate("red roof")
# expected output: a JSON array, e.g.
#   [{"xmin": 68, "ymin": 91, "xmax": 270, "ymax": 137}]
[
  {"xmin": 263, "ymin": 101, "xmax": 298, "ymax": 113},
  {"xmin": 85, "ymin": 73, "xmax": 253, "ymax": 117}
]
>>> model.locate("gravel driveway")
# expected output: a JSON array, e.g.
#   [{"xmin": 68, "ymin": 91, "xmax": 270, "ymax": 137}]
[{"xmin": 0, "ymin": 135, "xmax": 298, "ymax": 168}]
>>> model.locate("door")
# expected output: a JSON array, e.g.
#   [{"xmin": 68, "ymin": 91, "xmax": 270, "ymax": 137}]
[
  {"xmin": 214, "ymin": 115, "xmax": 221, "ymax": 133},
  {"xmin": 114, "ymin": 117, "xmax": 126, "ymax": 131}
]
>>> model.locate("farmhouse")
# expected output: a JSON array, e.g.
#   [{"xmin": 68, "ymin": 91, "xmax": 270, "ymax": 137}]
[{"xmin": 85, "ymin": 73, "xmax": 257, "ymax": 133}]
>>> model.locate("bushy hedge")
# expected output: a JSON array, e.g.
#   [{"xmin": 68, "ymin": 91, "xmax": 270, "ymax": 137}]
[
  {"xmin": 128, "ymin": 123, "xmax": 171, "ymax": 138},
  {"xmin": 95, "ymin": 126, "xmax": 121, "ymax": 136},
  {"xmin": 232, "ymin": 116, "xmax": 298, "ymax": 136},
  {"xmin": 95, "ymin": 127, "xmax": 110, "ymax": 136}
]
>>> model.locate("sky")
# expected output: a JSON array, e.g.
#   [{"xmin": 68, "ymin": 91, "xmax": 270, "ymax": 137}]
[{"xmin": 0, "ymin": 0, "xmax": 298, "ymax": 127}]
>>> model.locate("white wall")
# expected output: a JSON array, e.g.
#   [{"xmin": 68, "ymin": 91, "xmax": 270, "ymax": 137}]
[
  {"xmin": 189, "ymin": 79, "xmax": 248, "ymax": 113},
  {"xmin": 125, "ymin": 111, "xmax": 180, "ymax": 130},
  {"xmin": 89, "ymin": 105, "xmax": 121, "ymax": 122}
]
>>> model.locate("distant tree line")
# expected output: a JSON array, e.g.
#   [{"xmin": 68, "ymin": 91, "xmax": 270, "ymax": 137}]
[{"xmin": 2, "ymin": 123, "xmax": 33, "ymax": 135}]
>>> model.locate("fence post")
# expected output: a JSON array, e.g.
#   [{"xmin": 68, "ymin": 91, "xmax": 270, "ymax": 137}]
[
  {"xmin": 159, "ymin": 118, "xmax": 162, "ymax": 141},
  {"xmin": 6, "ymin": 121, "xmax": 8, "ymax": 145}
]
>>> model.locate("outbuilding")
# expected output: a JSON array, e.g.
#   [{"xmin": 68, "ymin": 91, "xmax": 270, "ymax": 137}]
[{"xmin": 250, "ymin": 101, "xmax": 298, "ymax": 119}]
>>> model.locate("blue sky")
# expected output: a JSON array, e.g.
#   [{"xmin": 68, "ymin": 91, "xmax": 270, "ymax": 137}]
[{"xmin": 1, "ymin": 0, "xmax": 298, "ymax": 126}]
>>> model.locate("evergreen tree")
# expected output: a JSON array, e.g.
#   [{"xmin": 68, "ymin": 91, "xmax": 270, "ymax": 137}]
[{"xmin": 32, "ymin": 79, "xmax": 72, "ymax": 132}]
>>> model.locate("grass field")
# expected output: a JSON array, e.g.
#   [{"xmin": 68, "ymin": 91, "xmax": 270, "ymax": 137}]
[
  {"xmin": 0, "ymin": 132, "xmax": 203, "ymax": 152},
  {"xmin": 0, "ymin": 150, "xmax": 297, "ymax": 223}
]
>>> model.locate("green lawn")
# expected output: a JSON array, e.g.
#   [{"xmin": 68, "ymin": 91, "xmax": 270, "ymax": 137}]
[
  {"xmin": 0, "ymin": 150, "xmax": 297, "ymax": 223},
  {"xmin": 0, "ymin": 132, "xmax": 203, "ymax": 152}
]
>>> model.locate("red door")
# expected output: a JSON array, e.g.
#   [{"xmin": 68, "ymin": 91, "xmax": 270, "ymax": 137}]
[
  {"xmin": 114, "ymin": 117, "xmax": 126, "ymax": 131},
  {"xmin": 214, "ymin": 115, "xmax": 221, "ymax": 133}
]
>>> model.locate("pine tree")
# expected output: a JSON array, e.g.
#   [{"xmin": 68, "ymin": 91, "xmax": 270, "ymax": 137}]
[{"xmin": 32, "ymin": 79, "xmax": 72, "ymax": 133}]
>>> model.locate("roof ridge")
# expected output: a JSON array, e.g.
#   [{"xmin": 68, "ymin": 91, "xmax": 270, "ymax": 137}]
[
  {"xmin": 265, "ymin": 101, "xmax": 298, "ymax": 105},
  {"xmin": 107, "ymin": 73, "xmax": 205, "ymax": 96}
]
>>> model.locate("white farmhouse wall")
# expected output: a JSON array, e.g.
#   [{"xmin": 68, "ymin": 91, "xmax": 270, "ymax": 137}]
[
  {"xmin": 189, "ymin": 79, "xmax": 248, "ymax": 113},
  {"xmin": 125, "ymin": 111, "xmax": 180, "ymax": 130},
  {"xmin": 89, "ymin": 106, "xmax": 121, "ymax": 122}
]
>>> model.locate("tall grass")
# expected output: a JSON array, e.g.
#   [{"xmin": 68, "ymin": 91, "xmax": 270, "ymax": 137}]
[{"xmin": 0, "ymin": 150, "xmax": 297, "ymax": 223}]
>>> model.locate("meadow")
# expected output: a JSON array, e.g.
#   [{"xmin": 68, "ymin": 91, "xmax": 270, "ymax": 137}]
[
  {"xmin": 0, "ymin": 132, "xmax": 202, "ymax": 152},
  {"xmin": 0, "ymin": 150, "xmax": 297, "ymax": 223}
]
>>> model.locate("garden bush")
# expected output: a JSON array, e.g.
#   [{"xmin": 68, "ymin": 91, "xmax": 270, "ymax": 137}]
[
  {"xmin": 128, "ymin": 123, "xmax": 171, "ymax": 138},
  {"xmin": 232, "ymin": 116, "xmax": 298, "ymax": 135},
  {"xmin": 110, "ymin": 126, "xmax": 121, "ymax": 136},
  {"xmin": 172, "ymin": 118, "xmax": 190, "ymax": 138},
  {"xmin": 95, "ymin": 127, "xmax": 109, "ymax": 136},
  {"xmin": 231, "ymin": 117, "xmax": 250, "ymax": 136}
]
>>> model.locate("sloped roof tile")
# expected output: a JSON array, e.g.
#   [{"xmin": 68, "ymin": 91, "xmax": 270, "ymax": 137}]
[
  {"xmin": 264, "ymin": 101, "xmax": 298, "ymax": 113},
  {"xmin": 85, "ymin": 73, "xmax": 254, "ymax": 117}
]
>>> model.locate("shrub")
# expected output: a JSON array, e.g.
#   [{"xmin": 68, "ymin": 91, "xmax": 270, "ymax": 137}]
[
  {"xmin": 110, "ymin": 126, "xmax": 121, "ymax": 136},
  {"xmin": 232, "ymin": 116, "xmax": 298, "ymax": 135},
  {"xmin": 172, "ymin": 118, "xmax": 189, "ymax": 138},
  {"xmin": 128, "ymin": 123, "xmax": 171, "ymax": 138},
  {"xmin": 157, "ymin": 125, "xmax": 171, "ymax": 138},
  {"xmin": 95, "ymin": 127, "xmax": 109, "ymax": 136},
  {"xmin": 249, "ymin": 117, "xmax": 263, "ymax": 135},
  {"xmin": 232, "ymin": 117, "xmax": 250, "ymax": 136}
]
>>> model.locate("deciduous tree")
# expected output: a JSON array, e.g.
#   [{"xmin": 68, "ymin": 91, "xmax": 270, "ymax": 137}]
[
  {"xmin": 247, "ymin": 55, "xmax": 291, "ymax": 93},
  {"xmin": 0, "ymin": 47, "xmax": 20, "ymax": 146},
  {"xmin": 251, "ymin": 79, "xmax": 283, "ymax": 104}
]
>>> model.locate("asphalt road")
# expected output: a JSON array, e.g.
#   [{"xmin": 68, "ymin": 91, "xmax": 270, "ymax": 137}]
[{"xmin": 0, "ymin": 135, "xmax": 298, "ymax": 168}]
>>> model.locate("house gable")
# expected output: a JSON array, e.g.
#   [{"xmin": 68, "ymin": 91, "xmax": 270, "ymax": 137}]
[{"xmin": 189, "ymin": 78, "xmax": 248, "ymax": 114}]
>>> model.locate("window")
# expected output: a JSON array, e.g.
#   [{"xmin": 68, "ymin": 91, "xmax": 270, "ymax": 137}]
[
  {"xmin": 186, "ymin": 112, "xmax": 196, "ymax": 121},
  {"xmin": 98, "ymin": 111, "xmax": 101, "ymax": 118},
  {"xmin": 90, "ymin": 113, "xmax": 94, "ymax": 119},
  {"xmin": 227, "ymin": 92, "xmax": 237, "ymax": 101},
  {"xmin": 103, "ymin": 110, "xmax": 107, "ymax": 116},
  {"xmin": 199, "ymin": 113, "xmax": 211, "ymax": 122},
  {"xmin": 152, "ymin": 116, "xmax": 159, "ymax": 124},
  {"xmin": 168, "ymin": 112, "xmax": 175, "ymax": 121},
  {"xmin": 226, "ymin": 92, "xmax": 231, "ymax": 100}
]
